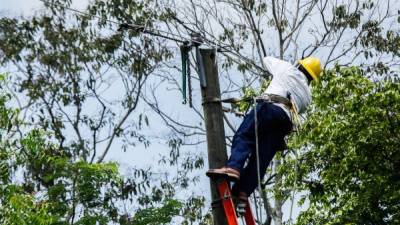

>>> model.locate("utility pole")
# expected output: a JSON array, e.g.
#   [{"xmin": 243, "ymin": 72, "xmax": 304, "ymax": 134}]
[
  {"xmin": 199, "ymin": 48, "xmax": 229, "ymax": 225},
  {"xmin": 118, "ymin": 24, "xmax": 231, "ymax": 224}
]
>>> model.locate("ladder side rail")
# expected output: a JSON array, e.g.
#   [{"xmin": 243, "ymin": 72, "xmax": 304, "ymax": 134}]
[{"xmin": 216, "ymin": 180, "xmax": 240, "ymax": 225}]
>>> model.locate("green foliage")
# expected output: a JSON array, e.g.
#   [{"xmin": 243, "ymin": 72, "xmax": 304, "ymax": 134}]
[
  {"xmin": 283, "ymin": 67, "xmax": 400, "ymax": 224},
  {"xmin": 180, "ymin": 196, "xmax": 212, "ymax": 225},
  {"xmin": 131, "ymin": 199, "xmax": 182, "ymax": 225},
  {"xmin": 0, "ymin": 0, "xmax": 173, "ymax": 162},
  {"xmin": 0, "ymin": 185, "xmax": 56, "ymax": 225},
  {"xmin": 0, "ymin": 0, "xmax": 202, "ymax": 221},
  {"xmin": 0, "ymin": 72, "xmax": 188, "ymax": 224},
  {"xmin": 234, "ymin": 79, "xmax": 270, "ymax": 113},
  {"xmin": 1, "ymin": 128, "xmax": 125, "ymax": 224},
  {"xmin": 330, "ymin": 5, "xmax": 361, "ymax": 30},
  {"xmin": 0, "ymin": 75, "xmax": 56, "ymax": 224}
]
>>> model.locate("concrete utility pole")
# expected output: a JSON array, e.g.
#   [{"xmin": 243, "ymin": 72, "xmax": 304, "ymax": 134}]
[{"xmin": 199, "ymin": 48, "xmax": 229, "ymax": 225}]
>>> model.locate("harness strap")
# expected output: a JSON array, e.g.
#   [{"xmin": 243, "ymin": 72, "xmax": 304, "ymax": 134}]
[
  {"xmin": 256, "ymin": 94, "xmax": 293, "ymax": 110},
  {"xmin": 202, "ymin": 94, "xmax": 292, "ymax": 107},
  {"xmin": 202, "ymin": 94, "xmax": 301, "ymax": 129},
  {"xmin": 253, "ymin": 98, "xmax": 263, "ymax": 223}
]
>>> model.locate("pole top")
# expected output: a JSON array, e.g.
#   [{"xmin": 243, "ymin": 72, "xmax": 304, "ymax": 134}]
[{"xmin": 190, "ymin": 32, "xmax": 204, "ymax": 46}]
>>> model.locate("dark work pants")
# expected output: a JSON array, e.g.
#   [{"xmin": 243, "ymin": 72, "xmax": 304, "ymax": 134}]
[{"xmin": 226, "ymin": 102, "xmax": 292, "ymax": 196}]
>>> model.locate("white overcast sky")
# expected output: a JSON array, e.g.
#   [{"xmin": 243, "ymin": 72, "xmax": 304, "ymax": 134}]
[
  {"xmin": 0, "ymin": 0, "xmax": 88, "ymax": 16},
  {"xmin": 1, "ymin": 0, "xmax": 40, "ymax": 15}
]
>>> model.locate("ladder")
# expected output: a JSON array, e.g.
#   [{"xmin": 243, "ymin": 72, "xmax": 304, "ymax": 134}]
[{"xmin": 216, "ymin": 179, "xmax": 257, "ymax": 225}]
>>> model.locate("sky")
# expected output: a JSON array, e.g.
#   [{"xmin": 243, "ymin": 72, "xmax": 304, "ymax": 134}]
[
  {"xmin": 1, "ymin": 0, "xmax": 41, "ymax": 15},
  {"xmin": 0, "ymin": 0, "xmax": 88, "ymax": 16}
]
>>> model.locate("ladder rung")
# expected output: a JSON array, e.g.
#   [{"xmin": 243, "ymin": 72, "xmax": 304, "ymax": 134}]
[
  {"xmin": 216, "ymin": 180, "xmax": 257, "ymax": 225},
  {"xmin": 217, "ymin": 180, "xmax": 239, "ymax": 225}
]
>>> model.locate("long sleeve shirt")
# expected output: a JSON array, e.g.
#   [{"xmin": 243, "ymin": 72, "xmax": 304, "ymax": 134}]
[{"xmin": 262, "ymin": 56, "xmax": 311, "ymax": 117}]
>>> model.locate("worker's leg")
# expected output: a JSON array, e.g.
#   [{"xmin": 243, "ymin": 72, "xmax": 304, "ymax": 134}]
[
  {"xmin": 225, "ymin": 102, "xmax": 264, "ymax": 171},
  {"xmin": 232, "ymin": 103, "xmax": 292, "ymax": 196},
  {"xmin": 206, "ymin": 102, "xmax": 267, "ymax": 180},
  {"xmin": 233, "ymin": 132, "xmax": 281, "ymax": 196}
]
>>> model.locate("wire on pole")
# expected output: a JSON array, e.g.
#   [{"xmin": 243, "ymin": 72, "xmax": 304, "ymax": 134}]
[{"xmin": 39, "ymin": 0, "xmax": 270, "ymax": 76}]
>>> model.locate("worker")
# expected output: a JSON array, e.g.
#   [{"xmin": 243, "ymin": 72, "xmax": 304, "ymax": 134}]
[{"xmin": 206, "ymin": 56, "xmax": 322, "ymax": 211}]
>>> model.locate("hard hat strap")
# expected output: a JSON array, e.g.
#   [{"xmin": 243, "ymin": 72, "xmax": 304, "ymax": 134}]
[{"xmin": 297, "ymin": 65, "xmax": 313, "ymax": 83}]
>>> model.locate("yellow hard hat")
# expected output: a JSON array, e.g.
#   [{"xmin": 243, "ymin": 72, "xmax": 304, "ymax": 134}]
[{"xmin": 298, "ymin": 57, "xmax": 322, "ymax": 80}]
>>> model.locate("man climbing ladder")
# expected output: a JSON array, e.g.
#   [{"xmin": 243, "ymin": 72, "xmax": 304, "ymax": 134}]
[{"xmin": 206, "ymin": 56, "xmax": 322, "ymax": 214}]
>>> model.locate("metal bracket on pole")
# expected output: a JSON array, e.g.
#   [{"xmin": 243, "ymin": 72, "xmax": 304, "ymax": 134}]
[
  {"xmin": 191, "ymin": 32, "xmax": 207, "ymax": 88},
  {"xmin": 180, "ymin": 41, "xmax": 191, "ymax": 104}
]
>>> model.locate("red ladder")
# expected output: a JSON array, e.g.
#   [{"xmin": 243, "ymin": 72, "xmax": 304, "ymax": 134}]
[{"xmin": 216, "ymin": 179, "xmax": 257, "ymax": 225}]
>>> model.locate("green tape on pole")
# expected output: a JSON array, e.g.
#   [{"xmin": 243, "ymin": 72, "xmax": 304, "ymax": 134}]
[
  {"xmin": 181, "ymin": 45, "xmax": 187, "ymax": 104},
  {"xmin": 180, "ymin": 45, "xmax": 188, "ymax": 104}
]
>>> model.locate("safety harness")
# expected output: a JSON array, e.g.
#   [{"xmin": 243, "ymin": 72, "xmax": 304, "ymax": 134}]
[
  {"xmin": 205, "ymin": 93, "xmax": 301, "ymax": 129},
  {"xmin": 255, "ymin": 93, "xmax": 301, "ymax": 129},
  {"xmin": 251, "ymin": 94, "xmax": 299, "ymax": 223}
]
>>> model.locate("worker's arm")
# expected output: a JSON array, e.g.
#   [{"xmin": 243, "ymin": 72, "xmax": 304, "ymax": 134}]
[{"xmin": 262, "ymin": 56, "xmax": 283, "ymax": 78}]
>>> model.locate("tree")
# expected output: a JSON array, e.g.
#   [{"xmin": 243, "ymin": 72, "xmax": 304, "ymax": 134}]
[
  {"xmin": 143, "ymin": 0, "xmax": 400, "ymax": 224},
  {"xmin": 1, "ymin": 0, "xmax": 399, "ymax": 224},
  {"xmin": 0, "ymin": 72, "xmax": 184, "ymax": 224},
  {"xmin": 0, "ymin": 0, "xmax": 170, "ymax": 163},
  {"xmin": 0, "ymin": 0, "xmax": 206, "ymax": 223},
  {"xmin": 281, "ymin": 67, "xmax": 400, "ymax": 225}
]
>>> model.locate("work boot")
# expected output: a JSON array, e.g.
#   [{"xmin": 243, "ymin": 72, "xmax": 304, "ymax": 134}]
[
  {"xmin": 235, "ymin": 191, "xmax": 248, "ymax": 216},
  {"xmin": 206, "ymin": 167, "xmax": 240, "ymax": 181}
]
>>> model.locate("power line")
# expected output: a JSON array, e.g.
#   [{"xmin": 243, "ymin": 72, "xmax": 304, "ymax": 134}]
[
  {"xmin": 118, "ymin": 23, "xmax": 188, "ymax": 44},
  {"xmin": 39, "ymin": 0, "xmax": 194, "ymax": 43},
  {"xmin": 38, "ymin": 0, "xmax": 269, "ymax": 74}
]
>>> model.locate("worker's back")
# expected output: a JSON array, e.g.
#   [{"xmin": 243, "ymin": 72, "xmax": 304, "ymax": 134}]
[{"xmin": 262, "ymin": 56, "xmax": 311, "ymax": 114}]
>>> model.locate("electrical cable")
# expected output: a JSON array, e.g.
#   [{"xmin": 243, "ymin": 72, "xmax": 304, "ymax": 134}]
[
  {"xmin": 288, "ymin": 152, "xmax": 298, "ymax": 225},
  {"xmin": 253, "ymin": 193, "xmax": 260, "ymax": 223},
  {"xmin": 253, "ymin": 97, "xmax": 263, "ymax": 224},
  {"xmin": 38, "ymin": 0, "xmax": 270, "ymax": 75},
  {"xmin": 38, "ymin": 0, "xmax": 194, "ymax": 44}
]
